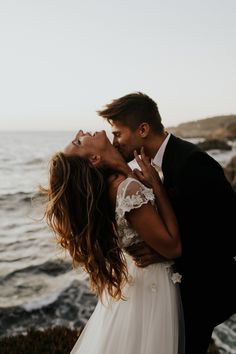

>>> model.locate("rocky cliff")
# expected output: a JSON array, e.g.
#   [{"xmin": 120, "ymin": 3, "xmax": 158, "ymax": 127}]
[{"xmin": 168, "ymin": 115, "xmax": 236, "ymax": 139}]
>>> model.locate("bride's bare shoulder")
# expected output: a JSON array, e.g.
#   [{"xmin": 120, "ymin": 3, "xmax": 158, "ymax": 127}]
[
  {"xmin": 108, "ymin": 174, "xmax": 126, "ymax": 206},
  {"xmin": 108, "ymin": 174, "xmax": 126, "ymax": 189}
]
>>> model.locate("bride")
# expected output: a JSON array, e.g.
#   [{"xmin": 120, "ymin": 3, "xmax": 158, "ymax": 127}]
[{"xmin": 42, "ymin": 130, "xmax": 184, "ymax": 354}]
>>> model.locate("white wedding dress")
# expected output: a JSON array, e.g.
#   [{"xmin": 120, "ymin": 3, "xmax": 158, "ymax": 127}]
[{"xmin": 70, "ymin": 178, "xmax": 184, "ymax": 354}]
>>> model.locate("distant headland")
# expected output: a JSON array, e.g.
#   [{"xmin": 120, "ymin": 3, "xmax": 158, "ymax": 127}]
[{"xmin": 168, "ymin": 115, "xmax": 236, "ymax": 139}]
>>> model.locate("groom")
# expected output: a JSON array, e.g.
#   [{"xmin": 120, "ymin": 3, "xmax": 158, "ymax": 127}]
[{"xmin": 98, "ymin": 92, "xmax": 236, "ymax": 354}]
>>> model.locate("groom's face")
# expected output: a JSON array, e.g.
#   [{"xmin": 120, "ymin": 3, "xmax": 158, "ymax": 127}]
[{"xmin": 111, "ymin": 121, "xmax": 142, "ymax": 162}]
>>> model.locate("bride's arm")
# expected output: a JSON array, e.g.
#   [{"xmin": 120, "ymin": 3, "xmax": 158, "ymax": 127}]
[
  {"xmin": 126, "ymin": 194, "xmax": 181, "ymax": 259},
  {"xmin": 108, "ymin": 166, "xmax": 181, "ymax": 261},
  {"xmin": 132, "ymin": 148, "xmax": 181, "ymax": 253}
]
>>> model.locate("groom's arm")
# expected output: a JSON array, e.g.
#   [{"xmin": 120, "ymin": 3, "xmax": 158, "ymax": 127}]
[{"xmin": 125, "ymin": 241, "xmax": 167, "ymax": 267}]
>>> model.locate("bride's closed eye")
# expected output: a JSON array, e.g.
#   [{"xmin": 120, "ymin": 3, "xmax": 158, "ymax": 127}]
[{"xmin": 72, "ymin": 139, "xmax": 81, "ymax": 146}]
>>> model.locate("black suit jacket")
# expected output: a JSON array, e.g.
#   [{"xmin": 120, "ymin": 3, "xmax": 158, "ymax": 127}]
[{"xmin": 162, "ymin": 134, "xmax": 236, "ymax": 326}]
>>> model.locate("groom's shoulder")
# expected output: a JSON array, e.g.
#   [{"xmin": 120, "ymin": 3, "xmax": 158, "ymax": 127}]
[
  {"xmin": 168, "ymin": 134, "xmax": 224, "ymax": 172},
  {"xmin": 168, "ymin": 134, "xmax": 201, "ymax": 155},
  {"xmin": 165, "ymin": 134, "xmax": 207, "ymax": 172}
]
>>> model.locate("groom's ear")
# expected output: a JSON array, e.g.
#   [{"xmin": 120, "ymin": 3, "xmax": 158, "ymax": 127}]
[
  {"xmin": 138, "ymin": 123, "xmax": 150, "ymax": 138},
  {"xmin": 88, "ymin": 154, "xmax": 101, "ymax": 167}
]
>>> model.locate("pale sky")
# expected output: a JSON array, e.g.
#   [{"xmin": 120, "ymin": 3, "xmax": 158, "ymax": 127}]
[{"xmin": 0, "ymin": 0, "xmax": 235, "ymax": 131}]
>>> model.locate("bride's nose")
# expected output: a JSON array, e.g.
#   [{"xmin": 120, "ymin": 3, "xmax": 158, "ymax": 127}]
[{"xmin": 75, "ymin": 130, "xmax": 84, "ymax": 138}]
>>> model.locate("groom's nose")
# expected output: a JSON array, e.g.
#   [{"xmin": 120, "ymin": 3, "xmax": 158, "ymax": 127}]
[
  {"xmin": 113, "ymin": 139, "xmax": 119, "ymax": 149},
  {"xmin": 112, "ymin": 135, "xmax": 118, "ymax": 146}
]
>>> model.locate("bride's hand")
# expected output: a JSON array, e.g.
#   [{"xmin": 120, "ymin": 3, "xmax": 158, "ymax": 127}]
[{"xmin": 132, "ymin": 147, "xmax": 162, "ymax": 192}]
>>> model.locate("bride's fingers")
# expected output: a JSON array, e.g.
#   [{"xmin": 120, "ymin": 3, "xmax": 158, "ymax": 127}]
[
  {"xmin": 134, "ymin": 150, "xmax": 146, "ymax": 171},
  {"xmin": 140, "ymin": 147, "xmax": 151, "ymax": 165},
  {"xmin": 140, "ymin": 147, "xmax": 146, "ymax": 163},
  {"xmin": 133, "ymin": 168, "xmax": 144, "ymax": 181},
  {"xmin": 134, "ymin": 149, "xmax": 149, "ymax": 171}
]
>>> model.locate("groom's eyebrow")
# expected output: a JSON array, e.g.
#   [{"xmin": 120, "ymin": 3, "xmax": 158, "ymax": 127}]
[{"xmin": 112, "ymin": 130, "xmax": 120, "ymax": 136}]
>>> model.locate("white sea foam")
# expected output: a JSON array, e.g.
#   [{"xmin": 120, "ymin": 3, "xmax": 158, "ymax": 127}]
[
  {"xmin": 23, "ymin": 291, "xmax": 61, "ymax": 311},
  {"xmin": 212, "ymin": 333, "xmax": 236, "ymax": 354},
  {"xmin": 22, "ymin": 271, "xmax": 79, "ymax": 311}
]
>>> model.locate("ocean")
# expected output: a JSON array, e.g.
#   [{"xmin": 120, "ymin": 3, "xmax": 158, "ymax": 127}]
[{"xmin": 0, "ymin": 131, "xmax": 235, "ymax": 353}]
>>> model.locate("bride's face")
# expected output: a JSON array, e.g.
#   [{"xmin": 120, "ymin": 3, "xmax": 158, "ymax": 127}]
[{"xmin": 63, "ymin": 130, "xmax": 111, "ymax": 159}]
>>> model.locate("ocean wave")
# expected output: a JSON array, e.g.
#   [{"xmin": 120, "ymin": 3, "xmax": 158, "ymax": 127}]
[
  {"xmin": 212, "ymin": 315, "xmax": 236, "ymax": 353},
  {"xmin": 0, "ymin": 256, "xmax": 29, "ymax": 263},
  {"xmin": 0, "ymin": 279, "xmax": 97, "ymax": 339},
  {"xmin": 0, "ymin": 191, "xmax": 37, "ymax": 203},
  {"xmin": 0, "ymin": 191, "xmax": 45, "ymax": 213},
  {"xmin": 25, "ymin": 157, "xmax": 45, "ymax": 166},
  {"xmin": 3, "ymin": 260, "xmax": 72, "ymax": 281}
]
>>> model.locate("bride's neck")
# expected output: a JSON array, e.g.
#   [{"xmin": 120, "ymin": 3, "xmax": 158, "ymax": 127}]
[{"xmin": 103, "ymin": 153, "xmax": 132, "ymax": 177}]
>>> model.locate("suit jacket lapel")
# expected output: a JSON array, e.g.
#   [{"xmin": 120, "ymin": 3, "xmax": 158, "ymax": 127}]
[{"xmin": 162, "ymin": 134, "xmax": 178, "ymax": 187}]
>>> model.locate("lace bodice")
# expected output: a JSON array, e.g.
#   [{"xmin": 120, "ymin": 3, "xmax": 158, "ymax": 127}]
[
  {"xmin": 115, "ymin": 177, "xmax": 182, "ymax": 285},
  {"xmin": 115, "ymin": 177, "xmax": 155, "ymax": 248}
]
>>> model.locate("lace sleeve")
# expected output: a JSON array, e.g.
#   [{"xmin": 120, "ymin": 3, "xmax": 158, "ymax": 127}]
[{"xmin": 116, "ymin": 178, "xmax": 155, "ymax": 220}]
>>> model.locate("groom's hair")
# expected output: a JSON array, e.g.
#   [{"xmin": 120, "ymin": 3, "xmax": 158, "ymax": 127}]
[{"xmin": 97, "ymin": 92, "xmax": 164, "ymax": 133}]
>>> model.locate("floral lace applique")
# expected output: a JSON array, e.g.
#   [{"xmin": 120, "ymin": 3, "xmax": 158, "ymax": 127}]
[
  {"xmin": 115, "ymin": 178, "xmax": 155, "ymax": 248},
  {"xmin": 171, "ymin": 272, "xmax": 182, "ymax": 284},
  {"xmin": 164, "ymin": 262, "xmax": 182, "ymax": 284}
]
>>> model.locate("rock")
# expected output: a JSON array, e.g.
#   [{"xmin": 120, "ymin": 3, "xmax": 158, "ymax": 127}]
[
  {"xmin": 224, "ymin": 155, "xmax": 236, "ymax": 191},
  {"xmin": 197, "ymin": 139, "xmax": 232, "ymax": 151},
  {"xmin": 207, "ymin": 338, "xmax": 220, "ymax": 353}
]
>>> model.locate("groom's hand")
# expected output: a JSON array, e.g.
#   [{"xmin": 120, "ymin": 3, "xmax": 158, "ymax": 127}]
[{"xmin": 125, "ymin": 241, "xmax": 167, "ymax": 268}]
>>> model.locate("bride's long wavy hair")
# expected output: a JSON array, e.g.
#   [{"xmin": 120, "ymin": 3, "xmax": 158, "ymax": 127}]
[{"xmin": 41, "ymin": 152, "xmax": 128, "ymax": 300}]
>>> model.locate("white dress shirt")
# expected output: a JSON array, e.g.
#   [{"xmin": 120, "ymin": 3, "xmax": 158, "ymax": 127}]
[
  {"xmin": 128, "ymin": 133, "xmax": 171, "ymax": 182},
  {"xmin": 152, "ymin": 132, "xmax": 171, "ymax": 169}
]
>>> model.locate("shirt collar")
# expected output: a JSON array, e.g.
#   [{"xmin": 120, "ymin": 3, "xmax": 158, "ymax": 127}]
[{"xmin": 152, "ymin": 133, "xmax": 171, "ymax": 168}]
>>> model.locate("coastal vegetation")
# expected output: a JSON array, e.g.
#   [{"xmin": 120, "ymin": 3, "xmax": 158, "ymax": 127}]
[{"xmin": 0, "ymin": 326, "xmax": 220, "ymax": 354}]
